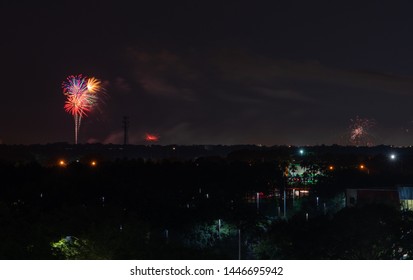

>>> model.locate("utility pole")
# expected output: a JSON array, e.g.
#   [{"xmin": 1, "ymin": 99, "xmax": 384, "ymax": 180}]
[
  {"xmin": 122, "ymin": 116, "xmax": 129, "ymax": 145},
  {"xmin": 283, "ymin": 190, "xmax": 287, "ymax": 218},
  {"xmin": 283, "ymin": 162, "xmax": 288, "ymax": 219},
  {"xmin": 238, "ymin": 229, "xmax": 241, "ymax": 260}
]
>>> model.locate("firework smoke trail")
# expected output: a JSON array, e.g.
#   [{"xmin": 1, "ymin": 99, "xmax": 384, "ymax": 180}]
[
  {"xmin": 62, "ymin": 75, "xmax": 103, "ymax": 144},
  {"xmin": 349, "ymin": 116, "xmax": 375, "ymax": 146}
]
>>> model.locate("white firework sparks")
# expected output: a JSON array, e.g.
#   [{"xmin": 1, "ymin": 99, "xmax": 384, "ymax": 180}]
[{"xmin": 349, "ymin": 116, "xmax": 375, "ymax": 146}]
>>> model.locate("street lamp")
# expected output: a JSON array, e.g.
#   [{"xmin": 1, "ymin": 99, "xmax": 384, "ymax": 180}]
[
  {"xmin": 389, "ymin": 153, "xmax": 403, "ymax": 173},
  {"xmin": 256, "ymin": 192, "xmax": 260, "ymax": 211},
  {"xmin": 359, "ymin": 164, "xmax": 369, "ymax": 175}
]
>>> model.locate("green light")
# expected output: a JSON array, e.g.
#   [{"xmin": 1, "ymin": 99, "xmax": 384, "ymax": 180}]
[{"xmin": 51, "ymin": 236, "xmax": 90, "ymax": 260}]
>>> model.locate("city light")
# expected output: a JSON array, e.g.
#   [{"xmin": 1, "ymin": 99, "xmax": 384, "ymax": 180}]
[
  {"xmin": 91, "ymin": 161, "xmax": 97, "ymax": 166},
  {"xmin": 59, "ymin": 160, "xmax": 66, "ymax": 167},
  {"xmin": 390, "ymin": 154, "xmax": 396, "ymax": 160},
  {"xmin": 328, "ymin": 165, "xmax": 334, "ymax": 171},
  {"xmin": 299, "ymin": 149, "xmax": 304, "ymax": 155},
  {"xmin": 359, "ymin": 164, "xmax": 370, "ymax": 174}
]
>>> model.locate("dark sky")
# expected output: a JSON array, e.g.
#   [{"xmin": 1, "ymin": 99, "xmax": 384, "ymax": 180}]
[{"xmin": 2, "ymin": 0, "xmax": 413, "ymax": 146}]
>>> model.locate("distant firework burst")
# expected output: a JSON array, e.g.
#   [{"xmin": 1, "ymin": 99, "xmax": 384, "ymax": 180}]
[
  {"xmin": 62, "ymin": 74, "xmax": 105, "ymax": 144},
  {"xmin": 349, "ymin": 116, "xmax": 375, "ymax": 146},
  {"xmin": 145, "ymin": 133, "xmax": 159, "ymax": 142}
]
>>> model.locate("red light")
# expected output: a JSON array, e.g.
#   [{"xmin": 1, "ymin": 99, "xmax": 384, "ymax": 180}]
[{"xmin": 145, "ymin": 133, "xmax": 159, "ymax": 142}]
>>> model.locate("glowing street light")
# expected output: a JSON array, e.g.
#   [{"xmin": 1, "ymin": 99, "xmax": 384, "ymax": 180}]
[
  {"xmin": 299, "ymin": 149, "xmax": 304, "ymax": 155},
  {"xmin": 359, "ymin": 164, "xmax": 370, "ymax": 175},
  {"xmin": 90, "ymin": 160, "xmax": 97, "ymax": 167},
  {"xmin": 256, "ymin": 192, "xmax": 260, "ymax": 211},
  {"xmin": 328, "ymin": 165, "xmax": 334, "ymax": 171},
  {"xmin": 389, "ymin": 153, "xmax": 403, "ymax": 173},
  {"xmin": 58, "ymin": 160, "xmax": 66, "ymax": 167}
]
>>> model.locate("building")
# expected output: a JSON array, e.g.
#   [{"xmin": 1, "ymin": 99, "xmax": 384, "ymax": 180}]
[
  {"xmin": 397, "ymin": 186, "xmax": 413, "ymax": 211},
  {"xmin": 346, "ymin": 188, "xmax": 400, "ymax": 208},
  {"xmin": 345, "ymin": 186, "xmax": 413, "ymax": 211}
]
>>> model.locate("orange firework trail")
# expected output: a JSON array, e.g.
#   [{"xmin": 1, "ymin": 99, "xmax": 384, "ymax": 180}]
[{"xmin": 62, "ymin": 74, "xmax": 104, "ymax": 144}]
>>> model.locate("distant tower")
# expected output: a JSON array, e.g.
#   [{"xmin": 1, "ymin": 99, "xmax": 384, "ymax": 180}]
[{"xmin": 123, "ymin": 116, "xmax": 129, "ymax": 145}]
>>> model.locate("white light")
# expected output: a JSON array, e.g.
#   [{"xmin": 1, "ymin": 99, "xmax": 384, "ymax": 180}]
[
  {"xmin": 390, "ymin": 154, "xmax": 396, "ymax": 160},
  {"xmin": 299, "ymin": 149, "xmax": 304, "ymax": 155}
]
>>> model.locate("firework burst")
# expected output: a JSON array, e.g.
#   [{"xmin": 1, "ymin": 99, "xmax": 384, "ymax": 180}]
[
  {"xmin": 145, "ymin": 133, "xmax": 159, "ymax": 142},
  {"xmin": 62, "ymin": 74, "xmax": 104, "ymax": 144},
  {"xmin": 349, "ymin": 116, "xmax": 375, "ymax": 146}
]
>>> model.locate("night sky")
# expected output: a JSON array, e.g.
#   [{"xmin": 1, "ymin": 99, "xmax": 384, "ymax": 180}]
[{"xmin": 2, "ymin": 0, "xmax": 413, "ymax": 146}]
